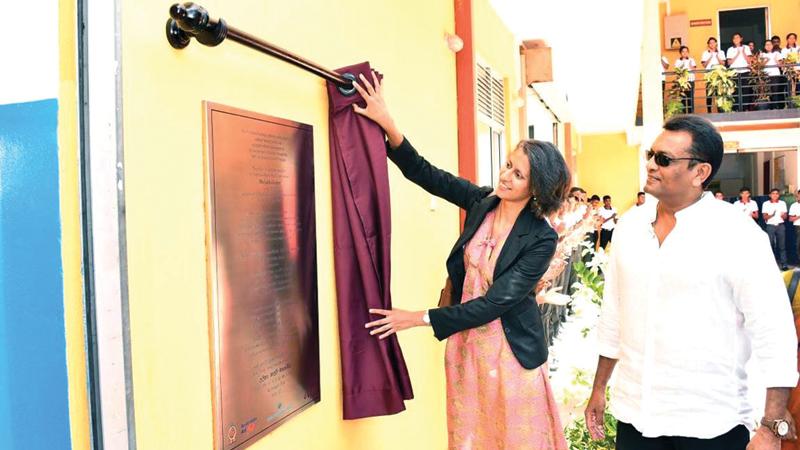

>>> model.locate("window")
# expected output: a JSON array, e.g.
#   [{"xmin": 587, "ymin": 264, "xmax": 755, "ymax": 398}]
[{"xmin": 476, "ymin": 61, "xmax": 506, "ymax": 187}]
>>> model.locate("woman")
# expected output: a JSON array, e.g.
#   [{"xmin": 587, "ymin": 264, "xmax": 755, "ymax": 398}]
[
  {"xmin": 354, "ymin": 72, "xmax": 570, "ymax": 449},
  {"xmin": 762, "ymin": 40, "xmax": 785, "ymax": 109},
  {"xmin": 675, "ymin": 45, "xmax": 697, "ymax": 113},
  {"xmin": 783, "ymin": 33, "xmax": 799, "ymax": 101},
  {"xmin": 726, "ymin": 32, "xmax": 752, "ymax": 111},
  {"xmin": 701, "ymin": 37, "xmax": 726, "ymax": 112}
]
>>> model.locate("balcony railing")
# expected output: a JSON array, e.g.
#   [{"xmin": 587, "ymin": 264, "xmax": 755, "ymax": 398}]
[{"xmin": 661, "ymin": 63, "xmax": 800, "ymax": 118}]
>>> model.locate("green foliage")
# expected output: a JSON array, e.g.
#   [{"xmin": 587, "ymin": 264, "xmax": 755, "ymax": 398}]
[
  {"xmin": 792, "ymin": 95, "xmax": 800, "ymax": 109},
  {"xmin": 565, "ymin": 243, "xmax": 614, "ymax": 448},
  {"xmin": 572, "ymin": 259, "xmax": 604, "ymax": 306},
  {"xmin": 565, "ymin": 412, "xmax": 618, "ymax": 450},
  {"xmin": 664, "ymin": 99, "xmax": 684, "ymax": 118},
  {"xmin": 705, "ymin": 65, "xmax": 737, "ymax": 112},
  {"xmin": 784, "ymin": 53, "xmax": 799, "ymax": 100},
  {"xmin": 664, "ymin": 67, "xmax": 691, "ymax": 118},
  {"xmin": 748, "ymin": 55, "xmax": 770, "ymax": 102},
  {"xmin": 564, "ymin": 389, "xmax": 618, "ymax": 450}
]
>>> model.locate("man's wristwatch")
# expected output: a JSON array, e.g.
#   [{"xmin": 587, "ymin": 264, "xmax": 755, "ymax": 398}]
[
  {"xmin": 422, "ymin": 311, "xmax": 431, "ymax": 325},
  {"xmin": 761, "ymin": 417, "xmax": 791, "ymax": 439}
]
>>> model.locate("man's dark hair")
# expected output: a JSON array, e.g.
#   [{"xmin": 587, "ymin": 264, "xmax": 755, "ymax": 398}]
[
  {"xmin": 569, "ymin": 186, "xmax": 586, "ymax": 195},
  {"xmin": 662, "ymin": 115, "xmax": 723, "ymax": 189},
  {"xmin": 637, "ymin": 191, "xmax": 645, "ymax": 196},
  {"xmin": 770, "ymin": 188, "xmax": 780, "ymax": 194},
  {"xmin": 739, "ymin": 186, "xmax": 751, "ymax": 193},
  {"xmin": 772, "ymin": 35, "xmax": 781, "ymax": 41},
  {"xmin": 590, "ymin": 195, "xmax": 601, "ymax": 202},
  {"xmin": 714, "ymin": 191, "xmax": 723, "ymax": 196},
  {"xmin": 518, "ymin": 140, "xmax": 571, "ymax": 219},
  {"xmin": 602, "ymin": 195, "xmax": 611, "ymax": 201}
]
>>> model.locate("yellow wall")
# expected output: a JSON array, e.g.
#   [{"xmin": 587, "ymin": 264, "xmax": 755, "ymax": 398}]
[
  {"xmin": 58, "ymin": 0, "xmax": 90, "ymax": 448},
  {"xmin": 120, "ymin": 0, "xmax": 516, "ymax": 449},
  {"xmin": 662, "ymin": 0, "xmax": 800, "ymax": 63},
  {"xmin": 576, "ymin": 133, "xmax": 641, "ymax": 212},
  {"xmin": 473, "ymin": 0, "xmax": 522, "ymax": 153}
]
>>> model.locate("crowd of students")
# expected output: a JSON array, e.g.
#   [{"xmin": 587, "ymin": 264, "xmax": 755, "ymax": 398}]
[
  {"xmin": 556, "ymin": 187, "xmax": 619, "ymax": 251},
  {"xmin": 727, "ymin": 186, "xmax": 800, "ymax": 271},
  {"xmin": 662, "ymin": 32, "xmax": 800, "ymax": 113}
]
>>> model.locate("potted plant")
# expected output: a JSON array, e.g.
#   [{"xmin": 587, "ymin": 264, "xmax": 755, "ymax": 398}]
[
  {"xmin": 705, "ymin": 65, "xmax": 737, "ymax": 113},
  {"xmin": 664, "ymin": 66, "xmax": 690, "ymax": 118},
  {"xmin": 784, "ymin": 53, "xmax": 799, "ymax": 107},
  {"xmin": 748, "ymin": 55, "xmax": 771, "ymax": 110}
]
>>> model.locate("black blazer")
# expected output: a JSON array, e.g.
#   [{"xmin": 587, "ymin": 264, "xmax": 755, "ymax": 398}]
[{"xmin": 387, "ymin": 138, "xmax": 557, "ymax": 370}]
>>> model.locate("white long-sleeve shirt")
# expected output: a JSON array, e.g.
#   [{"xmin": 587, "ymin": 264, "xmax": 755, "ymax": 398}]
[{"xmin": 597, "ymin": 193, "xmax": 797, "ymax": 439}]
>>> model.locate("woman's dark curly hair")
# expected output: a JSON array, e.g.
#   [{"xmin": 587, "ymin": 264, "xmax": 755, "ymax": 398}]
[{"xmin": 517, "ymin": 140, "xmax": 571, "ymax": 219}]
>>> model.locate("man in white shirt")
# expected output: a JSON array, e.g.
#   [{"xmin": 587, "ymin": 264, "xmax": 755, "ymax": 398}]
[
  {"xmin": 635, "ymin": 191, "xmax": 645, "ymax": 207},
  {"xmin": 702, "ymin": 37, "xmax": 726, "ymax": 113},
  {"xmin": 763, "ymin": 188, "xmax": 789, "ymax": 270},
  {"xmin": 733, "ymin": 186, "xmax": 759, "ymax": 221},
  {"xmin": 598, "ymin": 195, "xmax": 617, "ymax": 249},
  {"xmin": 585, "ymin": 115, "xmax": 797, "ymax": 449},
  {"xmin": 789, "ymin": 190, "xmax": 800, "ymax": 266},
  {"xmin": 727, "ymin": 32, "xmax": 753, "ymax": 111}
]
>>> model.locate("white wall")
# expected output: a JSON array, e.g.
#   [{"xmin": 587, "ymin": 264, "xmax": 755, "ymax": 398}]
[{"xmin": 0, "ymin": 3, "xmax": 58, "ymax": 105}]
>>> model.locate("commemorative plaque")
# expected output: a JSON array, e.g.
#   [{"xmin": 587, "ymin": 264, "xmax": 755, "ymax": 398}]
[{"xmin": 203, "ymin": 102, "xmax": 319, "ymax": 450}]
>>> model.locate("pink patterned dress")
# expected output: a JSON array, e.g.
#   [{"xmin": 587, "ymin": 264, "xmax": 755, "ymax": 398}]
[{"xmin": 445, "ymin": 210, "xmax": 568, "ymax": 450}]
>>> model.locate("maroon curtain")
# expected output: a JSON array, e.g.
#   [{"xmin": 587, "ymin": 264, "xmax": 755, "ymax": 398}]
[{"xmin": 326, "ymin": 62, "xmax": 414, "ymax": 419}]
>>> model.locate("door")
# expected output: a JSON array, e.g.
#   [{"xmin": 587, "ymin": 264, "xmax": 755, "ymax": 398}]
[{"xmin": 764, "ymin": 160, "xmax": 771, "ymax": 194}]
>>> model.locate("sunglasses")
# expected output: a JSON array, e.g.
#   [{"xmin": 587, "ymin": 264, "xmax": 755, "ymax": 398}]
[{"xmin": 645, "ymin": 149, "xmax": 709, "ymax": 167}]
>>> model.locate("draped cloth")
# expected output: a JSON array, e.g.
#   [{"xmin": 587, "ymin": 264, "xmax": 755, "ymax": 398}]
[{"xmin": 326, "ymin": 61, "xmax": 413, "ymax": 419}]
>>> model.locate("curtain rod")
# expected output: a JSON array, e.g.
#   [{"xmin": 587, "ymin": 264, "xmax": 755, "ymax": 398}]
[{"xmin": 166, "ymin": 3, "xmax": 357, "ymax": 96}]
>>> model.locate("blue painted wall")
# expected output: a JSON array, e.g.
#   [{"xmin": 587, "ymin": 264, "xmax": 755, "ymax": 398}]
[{"xmin": 0, "ymin": 99, "xmax": 71, "ymax": 449}]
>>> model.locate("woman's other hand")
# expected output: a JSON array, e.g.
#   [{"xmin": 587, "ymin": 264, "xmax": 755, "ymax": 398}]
[{"xmin": 352, "ymin": 72, "xmax": 404, "ymax": 148}]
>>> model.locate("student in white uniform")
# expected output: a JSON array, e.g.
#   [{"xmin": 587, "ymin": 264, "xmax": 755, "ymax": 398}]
[
  {"xmin": 675, "ymin": 46, "xmax": 697, "ymax": 113},
  {"xmin": 762, "ymin": 40, "xmax": 785, "ymax": 109},
  {"xmin": 733, "ymin": 186, "xmax": 759, "ymax": 221},
  {"xmin": 598, "ymin": 195, "xmax": 617, "ymax": 249},
  {"xmin": 782, "ymin": 33, "xmax": 799, "ymax": 104},
  {"xmin": 789, "ymin": 190, "xmax": 800, "ymax": 266},
  {"xmin": 701, "ymin": 37, "xmax": 727, "ymax": 113},
  {"xmin": 763, "ymin": 188, "xmax": 789, "ymax": 270},
  {"xmin": 635, "ymin": 191, "xmax": 646, "ymax": 207},
  {"xmin": 662, "ymin": 56, "xmax": 670, "ymax": 101},
  {"xmin": 726, "ymin": 32, "xmax": 752, "ymax": 111}
]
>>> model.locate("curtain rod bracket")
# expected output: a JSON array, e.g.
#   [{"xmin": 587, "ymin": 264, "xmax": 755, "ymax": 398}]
[{"xmin": 167, "ymin": 3, "xmax": 228, "ymax": 49}]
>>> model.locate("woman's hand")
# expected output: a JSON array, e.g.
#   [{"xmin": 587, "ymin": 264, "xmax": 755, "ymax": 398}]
[
  {"xmin": 365, "ymin": 308, "xmax": 427, "ymax": 339},
  {"xmin": 352, "ymin": 72, "xmax": 404, "ymax": 147}
]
